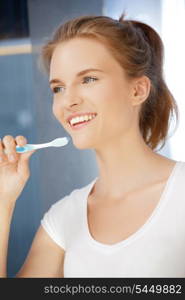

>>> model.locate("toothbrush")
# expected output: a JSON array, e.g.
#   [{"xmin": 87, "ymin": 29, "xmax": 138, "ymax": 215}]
[{"xmin": 15, "ymin": 137, "xmax": 70, "ymax": 153}]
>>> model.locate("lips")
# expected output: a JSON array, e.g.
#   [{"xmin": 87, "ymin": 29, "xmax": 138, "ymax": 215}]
[
  {"xmin": 68, "ymin": 114, "xmax": 97, "ymax": 130},
  {"xmin": 67, "ymin": 112, "xmax": 97, "ymax": 123}
]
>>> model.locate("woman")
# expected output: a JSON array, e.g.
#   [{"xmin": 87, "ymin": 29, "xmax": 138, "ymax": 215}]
[{"xmin": 0, "ymin": 14, "xmax": 184, "ymax": 278}]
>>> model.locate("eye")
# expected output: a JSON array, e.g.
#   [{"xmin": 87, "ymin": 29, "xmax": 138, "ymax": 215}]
[
  {"xmin": 52, "ymin": 86, "xmax": 65, "ymax": 94},
  {"xmin": 82, "ymin": 76, "xmax": 98, "ymax": 84}
]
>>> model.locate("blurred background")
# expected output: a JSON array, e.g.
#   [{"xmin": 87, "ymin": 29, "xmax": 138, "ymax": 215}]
[{"xmin": 0, "ymin": 0, "xmax": 184, "ymax": 277}]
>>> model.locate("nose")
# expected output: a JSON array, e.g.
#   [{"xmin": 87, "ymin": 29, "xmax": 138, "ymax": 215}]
[{"xmin": 62, "ymin": 87, "xmax": 83, "ymax": 109}]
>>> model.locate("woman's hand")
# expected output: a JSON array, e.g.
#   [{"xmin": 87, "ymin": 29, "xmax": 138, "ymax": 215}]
[{"xmin": 0, "ymin": 135, "xmax": 36, "ymax": 206}]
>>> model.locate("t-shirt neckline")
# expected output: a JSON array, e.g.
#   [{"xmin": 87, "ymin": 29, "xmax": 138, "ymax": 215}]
[{"xmin": 83, "ymin": 160, "xmax": 182, "ymax": 250}]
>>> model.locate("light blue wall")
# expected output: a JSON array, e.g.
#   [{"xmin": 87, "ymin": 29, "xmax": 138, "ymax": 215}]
[
  {"xmin": 27, "ymin": 0, "xmax": 101, "ymax": 213},
  {"xmin": 0, "ymin": 52, "xmax": 41, "ymax": 276}
]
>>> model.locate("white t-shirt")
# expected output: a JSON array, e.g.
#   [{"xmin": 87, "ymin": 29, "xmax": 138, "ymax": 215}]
[{"xmin": 41, "ymin": 160, "xmax": 185, "ymax": 277}]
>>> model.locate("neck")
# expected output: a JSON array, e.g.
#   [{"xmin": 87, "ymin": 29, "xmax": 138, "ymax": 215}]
[{"xmin": 93, "ymin": 131, "xmax": 168, "ymax": 199}]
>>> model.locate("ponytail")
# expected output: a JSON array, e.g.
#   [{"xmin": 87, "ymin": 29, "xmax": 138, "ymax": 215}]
[{"xmin": 118, "ymin": 12, "xmax": 179, "ymax": 151}]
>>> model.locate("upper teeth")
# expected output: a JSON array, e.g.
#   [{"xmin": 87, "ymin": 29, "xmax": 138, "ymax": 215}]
[{"xmin": 69, "ymin": 114, "xmax": 96, "ymax": 125}]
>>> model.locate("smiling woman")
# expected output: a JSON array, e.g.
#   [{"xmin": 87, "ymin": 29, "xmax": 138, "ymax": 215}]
[
  {"xmin": 0, "ymin": 13, "xmax": 185, "ymax": 279},
  {"xmin": 42, "ymin": 14, "xmax": 179, "ymax": 152}
]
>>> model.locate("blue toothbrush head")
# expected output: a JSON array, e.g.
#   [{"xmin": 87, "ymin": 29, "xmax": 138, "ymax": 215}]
[{"xmin": 16, "ymin": 145, "xmax": 34, "ymax": 153}]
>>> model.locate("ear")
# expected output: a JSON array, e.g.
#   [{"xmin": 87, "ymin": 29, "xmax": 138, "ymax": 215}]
[{"xmin": 131, "ymin": 75, "xmax": 151, "ymax": 106}]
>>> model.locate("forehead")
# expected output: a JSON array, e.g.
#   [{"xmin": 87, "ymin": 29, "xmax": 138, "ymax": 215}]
[{"xmin": 50, "ymin": 37, "xmax": 122, "ymax": 77}]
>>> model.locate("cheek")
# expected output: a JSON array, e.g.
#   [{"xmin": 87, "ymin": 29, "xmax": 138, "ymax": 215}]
[
  {"xmin": 52, "ymin": 102, "xmax": 59, "ymax": 118},
  {"xmin": 52, "ymin": 102, "xmax": 65, "ymax": 122},
  {"xmin": 100, "ymin": 85, "xmax": 131, "ymax": 119},
  {"xmin": 100, "ymin": 89, "xmax": 133, "ymax": 134}
]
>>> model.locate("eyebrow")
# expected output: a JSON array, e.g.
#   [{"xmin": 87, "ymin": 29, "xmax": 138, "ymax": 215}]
[{"xmin": 49, "ymin": 68, "xmax": 104, "ymax": 85}]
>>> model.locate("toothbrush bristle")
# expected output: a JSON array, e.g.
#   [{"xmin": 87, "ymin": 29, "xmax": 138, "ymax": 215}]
[{"xmin": 52, "ymin": 137, "xmax": 69, "ymax": 147}]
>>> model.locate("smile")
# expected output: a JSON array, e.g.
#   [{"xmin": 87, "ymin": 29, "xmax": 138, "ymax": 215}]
[{"xmin": 68, "ymin": 113, "xmax": 97, "ymax": 130}]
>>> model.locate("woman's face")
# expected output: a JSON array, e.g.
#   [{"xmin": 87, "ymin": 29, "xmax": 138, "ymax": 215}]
[{"xmin": 49, "ymin": 37, "xmax": 139, "ymax": 150}]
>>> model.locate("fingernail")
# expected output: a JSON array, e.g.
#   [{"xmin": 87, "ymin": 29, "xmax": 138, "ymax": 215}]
[{"xmin": 21, "ymin": 138, "xmax": 26, "ymax": 145}]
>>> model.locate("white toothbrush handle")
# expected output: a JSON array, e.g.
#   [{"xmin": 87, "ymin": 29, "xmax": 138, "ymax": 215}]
[
  {"xmin": 26, "ymin": 142, "xmax": 51, "ymax": 150},
  {"xmin": 3, "ymin": 137, "xmax": 69, "ymax": 154},
  {"xmin": 13, "ymin": 142, "xmax": 51, "ymax": 153}
]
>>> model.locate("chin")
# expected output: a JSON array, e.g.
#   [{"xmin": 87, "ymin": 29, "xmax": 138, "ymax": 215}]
[
  {"xmin": 73, "ymin": 142, "xmax": 94, "ymax": 150},
  {"xmin": 71, "ymin": 136, "xmax": 95, "ymax": 150}
]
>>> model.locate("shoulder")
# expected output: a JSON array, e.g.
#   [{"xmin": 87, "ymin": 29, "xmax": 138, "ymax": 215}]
[
  {"xmin": 176, "ymin": 161, "xmax": 185, "ymax": 176},
  {"xmin": 46, "ymin": 177, "xmax": 97, "ymax": 217},
  {"xmin": 168, "ymin": 161, "xmax": 185, "ymax": 193}
]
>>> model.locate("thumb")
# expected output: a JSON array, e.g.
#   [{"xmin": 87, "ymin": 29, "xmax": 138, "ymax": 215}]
[{"xmin": 17, "ymin": 149, "xmax": 36, "ymax": 177}]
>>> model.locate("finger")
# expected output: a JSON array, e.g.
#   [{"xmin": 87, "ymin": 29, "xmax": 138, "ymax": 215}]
[
  {"xmin": 15, "ymin": 135, "xmax": 27, "ymax": 147},
  {"xmin": 20, "ymin": 149, "xmax": 36, "ymax": 161},
  {"xmin": 2, "ymin": 135, "xmax": 18, "ymax": 163},
  {"xmin": 17, "ymin": 149, "xmax": 36, "ymax": 179},
  {"xmin": 0, "ymin": 138, "xmax": 6, "ymax": 163}
]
